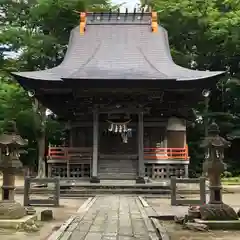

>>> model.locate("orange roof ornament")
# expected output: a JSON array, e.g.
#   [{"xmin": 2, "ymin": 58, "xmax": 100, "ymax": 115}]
[
  {"xmin": 80, "ymin": 12, "xmax": 86, "ymax": 35},
  {"xmin": 151, "ymin": 12, "xmax": 158, "ymax": 33}
]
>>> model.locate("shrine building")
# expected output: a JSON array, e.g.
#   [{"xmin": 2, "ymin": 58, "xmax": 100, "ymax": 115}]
[{"xmin": 12, "ymin": 10, "xmax": 224, "ymax": 183}]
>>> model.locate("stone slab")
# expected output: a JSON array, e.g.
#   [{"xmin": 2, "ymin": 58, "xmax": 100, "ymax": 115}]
[
  {"xmin": 47, "ymin": 197, "xmax": 96, "ymax": 240},
  {"xmin": 194, "ymin": 218, "xmax": 240, "ymax": 230},
  {"xmin": 55, "ymin": 196, "xmax": 160, "ymax": 240},
  {"xmin": 150, "ymin": 217, "xmax": 170, "ymax": 240},
  {"xmin": 0, "ymin": 214, "xmax": 37, "ymax": 229}
]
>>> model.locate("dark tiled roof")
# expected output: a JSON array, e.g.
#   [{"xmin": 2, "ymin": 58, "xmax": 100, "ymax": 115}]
[{"xmin": 12, "ymin": 14, "xmax": 224, "ymax": 81}]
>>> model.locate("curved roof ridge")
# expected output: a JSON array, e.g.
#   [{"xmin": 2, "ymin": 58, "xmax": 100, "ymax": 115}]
[{"xmin": 12, "ymin": 23, "xmax": 225, "ymax": 81}]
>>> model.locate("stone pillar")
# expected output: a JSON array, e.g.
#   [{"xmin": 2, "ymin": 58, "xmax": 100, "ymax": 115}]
[
  {"xmin": 2, "ymin": 170, "xmax": 15, "ymax": 200},
  {"xmin": 90, "ymin": 109, "xmax": 100, "ymax": 183},
  {"xmin": 136, "ymin": 112, "xmax": 145, "ymax": 184},
  {"xmin": 184, "ymin": 164, "xmax": 189, "ymax": 178}
]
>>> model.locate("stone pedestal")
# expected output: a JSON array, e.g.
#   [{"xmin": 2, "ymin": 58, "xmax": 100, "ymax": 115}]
[
  {"xmin": 0, "ymin": 201, "xmax": 26, "ymax": 219},
  {"xmin": 136, "ymin": 176, "xmax": 145, "ymax": 184},
  {"xmin": 199, "ymin": 203, "xmax": 238, "ymax": 221}
]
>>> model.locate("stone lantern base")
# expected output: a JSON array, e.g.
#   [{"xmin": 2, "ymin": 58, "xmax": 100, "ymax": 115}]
[{"xmin": 0, "ymin": 200, "xmax": 26, "ymax": 219}]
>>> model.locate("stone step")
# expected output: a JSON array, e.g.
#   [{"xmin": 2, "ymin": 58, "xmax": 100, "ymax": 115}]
[
  {"xmin": 18, "ymin": 189, "xmax": 170, "ymax": 197},
  {"xmin": 98, "ymin": 159, "xmax": 137, "ymax": 179},
  {"xmin": 98, "ymin": 168, "xmax": 136, "ymax": 172},
  {"xmin": 98, "ymin": 173, "xmax": 136, "ymax": 177},
  {"xmin": 99, "ymin": 167, "xmax": 136, "ymax": 170},
  {"xmin": 98, "ymin": 172, "xmax": 136, "ymax": 180},
  {"xmin": 99, "ymin": 164, "xmax": 137, "ymax": 167},
  {"xmin": 99, "ymin": 159, "xmax": 137, "ymax": 163}
]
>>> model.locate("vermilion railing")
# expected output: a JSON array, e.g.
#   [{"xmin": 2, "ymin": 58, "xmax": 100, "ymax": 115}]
[
  {"xmin": 48, "ymin": 147, "xmax": 68, "ymax": 160},
  {"xmin": 48, "ymin": 146, "xmax": 189, "ymax": 161},
  {"xmin": 144, "ymin": 146, "xmax": 189, "ymax": 160}
]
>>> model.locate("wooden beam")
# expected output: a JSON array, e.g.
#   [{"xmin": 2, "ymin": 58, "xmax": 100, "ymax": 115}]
[
  {"xmin": 68, "ymin": 121, "xmax": 167, "ymax": 128},
  {"xmin": 92, "ymin": 109, "xmax": 99, "ymax": 179},
  {"xmin": 138, "ymin": 112, "xmax": 145, "ymax": 180}
]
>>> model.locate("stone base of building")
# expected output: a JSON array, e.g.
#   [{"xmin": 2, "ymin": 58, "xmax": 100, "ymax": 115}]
[
  {"xmin": 136, "ymin": 177, "xmax": 145, "ymax": 184},
  {"xmin": 49, "ymin": 163, "xmax": 189, "ymax": 180},
  {"xmin": 90, "ymin": 176, "xmax": 100, "ymax": 183},
  {"xmin": 145, "ymin": 163, "xmax": 188, "ymax": 179}
]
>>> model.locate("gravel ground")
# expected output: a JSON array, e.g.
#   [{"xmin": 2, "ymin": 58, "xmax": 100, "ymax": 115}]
[
  {"xmin": 162, "ymin": 221, "xmax": 240, "ymax": 240},
  {"xmin": 0, "ymin": 195, "xmax": 87, "ymax": 240},
  {"xmin": 147, "ymin": 193, "xmax": 240, "ymax": 240}
]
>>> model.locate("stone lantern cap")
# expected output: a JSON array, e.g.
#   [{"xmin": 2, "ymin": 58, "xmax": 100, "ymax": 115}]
[
  {"xmin": 201, "ymin": 122, "xmax": 230, "ymax": 149},
  {"xmin": 0, "ymin": 133, "xmax": 27, "ymax": 146},
  {"xmin": 0, "ymin": 121, "xmax": 27, "ymax": 147},
  {"xmin": 208, "ymin": 122, "xmax": 220, "ymax": 135}
]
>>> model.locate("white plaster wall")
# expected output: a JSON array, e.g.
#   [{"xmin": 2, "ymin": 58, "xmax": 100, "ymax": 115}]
[{"xmin": 167, "ymin": 117, "xmax": 186, "ymax": 131}]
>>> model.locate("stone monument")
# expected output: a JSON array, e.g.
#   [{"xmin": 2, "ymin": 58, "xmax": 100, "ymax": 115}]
[
  {"xmin": 0, "ymin": 120, "xmax": 27, "ymax": 219},
  {"xmin": 199, "ymin": 122, "xmax": 238, "ymax": 220}
]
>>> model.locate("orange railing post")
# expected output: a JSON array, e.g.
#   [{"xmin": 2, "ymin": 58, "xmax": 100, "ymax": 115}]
[{"xmin": 185, "ymin": 144, "xmax": 189, "ymax": 160}]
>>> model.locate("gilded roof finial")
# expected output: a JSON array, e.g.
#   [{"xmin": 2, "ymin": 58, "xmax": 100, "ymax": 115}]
[
  {"xmin": 80, "ymin": 12, "xmax": 86, "ymax": 35},
  {"xmin": 151, "ymin": 12, "xmax": 158, "ymax": 33}
]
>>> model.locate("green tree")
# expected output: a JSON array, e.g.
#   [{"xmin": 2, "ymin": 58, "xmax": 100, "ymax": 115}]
[
  {"xmin": 0, "ymin": 0, "xmax": 114, "ymax": 177},
  {"xmin": 146, "ymin": 0, "xmax": 240, "ymax": 174}
]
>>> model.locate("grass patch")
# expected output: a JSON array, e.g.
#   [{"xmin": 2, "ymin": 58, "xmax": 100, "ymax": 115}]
[{"xmin": 222, "ymin": 177, "xmax": 240, "ymax": 185}]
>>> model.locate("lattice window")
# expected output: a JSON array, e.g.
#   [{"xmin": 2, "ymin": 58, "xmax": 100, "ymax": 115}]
[
  {"xmin": 70, "ymin": 164, "xmax": 90, "ymax": 178},
  {"xmin": 145, "ymin": 164, "xmax": 152, "ymax": 178},
  {"xmin": 153, "ymin": 165, "xmax": 167, "ymax": 179},
  {"xmin": 83, "ymin": 164, "xmax": 90, "ymax": 177},
  {"xmin": 52, "ymin": 165, "xmax": 67, "ymax": 178},
  {"xmin": 51, "ymin": 164, "xmax": 90, "ymax": 178},
  {"xmin": 70, "ymin": 166, "xmax": 82, "ymax": 178},
  {"xmin": 169, "ymin": 165, "xmax": 185, "ymax": 178}
]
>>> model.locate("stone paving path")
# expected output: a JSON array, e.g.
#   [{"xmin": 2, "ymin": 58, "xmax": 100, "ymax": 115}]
[{"xmin": 62, "ymin": 196, "xmax": 155, "ymax": 240}]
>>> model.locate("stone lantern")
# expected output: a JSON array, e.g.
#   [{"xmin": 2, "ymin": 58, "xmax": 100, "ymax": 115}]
[
  {"xmin": 199, "ymin": 122, "xmax": 238, "ymax": 220},
  {"xmin": 0, "ymin": 121, "xmax": 28, "ymax": 219}
]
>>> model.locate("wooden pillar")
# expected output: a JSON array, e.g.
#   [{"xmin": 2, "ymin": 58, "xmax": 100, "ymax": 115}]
[
  {"xmin": 184, "ymin": 164, "xmax": 189, "ymax": 178},
  {"xmin": 48, "ymin": 164, "xmax": 52, "ymax": 178},
  {"xmin": 69, "ymin": 127, "xmax": 74, "ymax": 147},
  {"xmin": 90, "ymin": 109, "xmax": 100, "ymax": 183},
  {"xmin": 136, "ymin": 112, "xmax": 145, "ymax": 183}
]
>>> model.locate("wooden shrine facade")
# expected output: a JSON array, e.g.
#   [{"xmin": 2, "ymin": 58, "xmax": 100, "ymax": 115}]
[{"xmin": 47, "ymin": 114, "xmax": 190, "ymax": 181}]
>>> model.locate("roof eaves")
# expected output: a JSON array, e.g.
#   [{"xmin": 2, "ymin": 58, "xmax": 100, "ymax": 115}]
[{"xmin": 177, "ymin": 71, "xmax": 226, "ymax": 81}]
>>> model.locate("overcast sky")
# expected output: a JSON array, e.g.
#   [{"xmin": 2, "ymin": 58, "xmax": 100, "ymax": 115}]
[{"xmin": 112, "ymin": 0, "xmax": 140, "ymax": 10}]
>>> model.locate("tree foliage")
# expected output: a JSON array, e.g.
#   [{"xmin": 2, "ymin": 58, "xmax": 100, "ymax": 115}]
[
  {"xmin": 0, "ymin": 0, "xmax": 113, "ymax": 173},
  {"xmin": 149, "ymin": 0, "xmax": 240, "ymax": 175}
]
